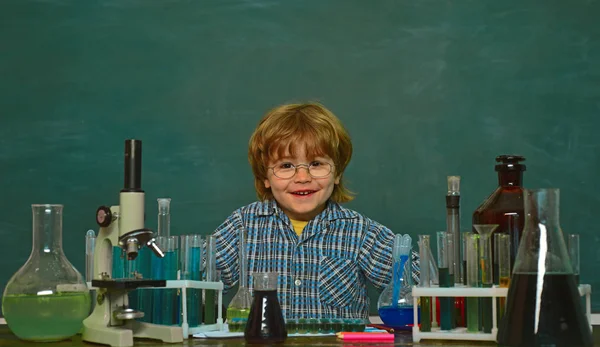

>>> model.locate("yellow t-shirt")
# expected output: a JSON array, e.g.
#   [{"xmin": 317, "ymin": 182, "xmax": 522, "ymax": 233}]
[{"xmin": 290, "ymin": 219, "xmax": 308, "ymax": 236}]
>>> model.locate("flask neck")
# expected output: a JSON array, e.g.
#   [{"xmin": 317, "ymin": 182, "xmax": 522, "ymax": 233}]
[
  {"xmin": 239, "ymin": 227, "xmax": 248, "ymax": 288},
  {"xmin": 31, "ymin": 205, "xmax": 64, "ymax": 255},
  {"xmin": 525, "ymin": 189, "xmax": 560, "ymax": 225},
  {"xmin": 497, "ymin": 171, "xmax": 523, "ymax": 187}
]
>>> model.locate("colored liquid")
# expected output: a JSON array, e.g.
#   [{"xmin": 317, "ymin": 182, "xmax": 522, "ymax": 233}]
[
  {"xmin": 498, "ymin": 273, "xmax": 592, "ymax": 347},
  {"xmin": 245, "ymin": 290, "xmax": 287, "ymax": 343},
  {"xmin": 185, "ymin": 247, "xmax": 202, "ymax": 327},
  {"xmin": 152, "ymin": 251, "xmax": 178, "ymax": 325},
  {"xmin": 378, "ymin": 306, "xmax": 419, "ymax": 330},
  {"xmin": 204, "ymin": 290, "xmax": 216, "ymax": 324},
  {"xmin": 420, "ymin": 297, "xmax": 431, "ymax": 332},
  {"xmin": 438, "ymin": 267, "xmax": 454, "ymax": 330},
  {"xmin": 466, "ymin": 297, "xmax": 480, "ymax": 332},
  {"xmin": 2, "ymin": 292, "xmax": 91, "ymax": 341},
  {"xmin": 226, "ymin": 307, "xmax": 250, "ymax": 332},
  {"xmin": 186, "ymin": 289, "xmax": 202, "ymax": 326}
]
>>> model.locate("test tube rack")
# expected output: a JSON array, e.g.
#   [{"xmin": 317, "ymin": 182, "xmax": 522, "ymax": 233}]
[
  {"xmin": 411, "ymin": 284, "xmax": 592, "ymax": 343},
  {"xmin": 88, "ymin": 280, "xmax": 225, "ymax": 339}
]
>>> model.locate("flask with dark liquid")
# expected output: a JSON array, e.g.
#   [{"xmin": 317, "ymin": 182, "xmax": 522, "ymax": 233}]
[
  {"xmin": 244, "ymin": 272, "xmax": 287, "ymax": 344},
  {"xmin": 497, "ymin": 189, "xmax": 592, "ymax": 347},
  {"xmin": 472, "ymin": 155, "xmax": 526, "ymax": 280}
]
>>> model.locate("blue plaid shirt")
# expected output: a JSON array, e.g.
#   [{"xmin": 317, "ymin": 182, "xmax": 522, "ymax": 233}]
[{"xmin": 214, "ymin": 199, "xmax": 419, "ymax": 319}]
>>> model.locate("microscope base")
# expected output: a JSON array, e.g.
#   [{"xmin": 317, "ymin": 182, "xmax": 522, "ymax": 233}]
[{"xmin": 82, "ymin": 320, "xmax": 183, "ymax": 347}]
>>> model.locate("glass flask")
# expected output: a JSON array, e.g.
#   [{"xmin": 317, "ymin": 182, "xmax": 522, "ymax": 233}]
[
  {"xmin": 245, "ymin": 272, "xmax": 287, "ymax": 343},
  {"xmin": 377, "ymin": 234, "xmax": 417, "ymax": 330},
  {"xmin": 497, "ymin": 189, "xmax": 593, "ymax": 347},
  {"xmin": 2, "ymin": 204, "xmax": 91, "ymax": 342},
  {"xmin": 473, "ymin": 155, "xmax": 526, "ymax": 279},
  {"xmin": 226, "ymin": 226, "xmax": 252, "ymax": 331}
]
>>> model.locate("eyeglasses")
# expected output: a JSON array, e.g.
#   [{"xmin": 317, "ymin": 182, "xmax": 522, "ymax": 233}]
[{"xmin": 268, "ymin": 161, "xmax": 334, "ymax": 179}]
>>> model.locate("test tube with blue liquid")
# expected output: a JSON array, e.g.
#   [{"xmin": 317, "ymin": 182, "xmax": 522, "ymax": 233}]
[
  {"xmin": 181, "ymin": 234, "xmax": 203, "ymax": 327},
  {"xmin": 152, "ymin": 235, "xmax": 179, "ymax": 325}
]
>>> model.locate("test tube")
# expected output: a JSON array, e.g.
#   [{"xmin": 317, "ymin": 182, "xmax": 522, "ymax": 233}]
[
  {"xmin": 568, "ymin": 234, "xmax": 580, "ymax": 284},
  {"xmin": 495, "ymin": 233, "xmax": 510, "ymax": 321},
  {"xmin": 466, "ymin": 233, "xmax": 480, "ymax": 332},
  {"xmin": 473, "ymin": 224, "xmax": 497, "ymax": 334},
  {"xmin": 152, "ymin": 236, "xmax": 179, "ymax": 325},
  {"xmin": 204, "ymin": 235, "xmax": 217, "ymax": 324},
  {"xmin": 418, "ymin": 235, "xmax": 431, "ymax": 332},
  {"xmin": 157, "ymin": 198, "xmax": 171, "ymax": 237},
  {"xmin": 436, "ymin": 231, "xmax": 453, "ymax": 330},
  {"xmin": 181, "ymin": 234, "xmax": 203, "ymax": 327},
  {"xmin": 85, "ymin": 229, "xmax": 96, "ymax": 282}
]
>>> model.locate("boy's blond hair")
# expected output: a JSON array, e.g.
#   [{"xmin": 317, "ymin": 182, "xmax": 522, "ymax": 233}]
[{"xmin": 248, "ymin": 102, "xmax": 354, "ymax": 203}]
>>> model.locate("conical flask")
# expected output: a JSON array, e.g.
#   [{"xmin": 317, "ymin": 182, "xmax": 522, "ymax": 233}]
[
  {"xmin": 497, "ymin": 189, "xmax": 592, "ymax": 347},
  {"xmin": 244, "ymin": 272, "xmax": 287, "ymax": 343},
  {"xmin": 377, "ymin": 234, "xmax": 415, "ymax": 330},
  {"xmin": 2, "ymin": 205, "xmax": 91, "ymax": 342},
  {"xmin": 226, "ymin": 226, "xmax": 252, "ymax": 332}
]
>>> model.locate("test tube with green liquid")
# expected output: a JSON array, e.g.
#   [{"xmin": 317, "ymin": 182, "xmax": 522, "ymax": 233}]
[
  {"xmin": 204, "ymin": 235, "xmax": 217, "ymax": 324},
  {"xmin": 418, "ymin": 235, "xmax": 431, "ymax": 332},
  {"xmin": 437, "ymin": 231, "xmax": 453, "ymax": 330},
  {"xmin": 466, "ymin": 233, "xmax": 480, "ymax": 332},
  {"xmin": 474, "ymin": 224, "xmax": 498, "ymax": 334},
  {"xmin": 181, "ymin": 234, "xmax": 203, "ymax": 327}
]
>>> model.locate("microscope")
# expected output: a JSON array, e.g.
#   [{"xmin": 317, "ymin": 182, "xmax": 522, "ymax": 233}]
[{"xmin": 82, "ymin": 139, "xmax": 183, "ymax": 347}]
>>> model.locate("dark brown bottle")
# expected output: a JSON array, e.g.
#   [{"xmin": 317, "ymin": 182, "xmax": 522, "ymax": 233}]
[{"xmin": 472, "ymin": 155, "xmax": 526, "ymax": 279}]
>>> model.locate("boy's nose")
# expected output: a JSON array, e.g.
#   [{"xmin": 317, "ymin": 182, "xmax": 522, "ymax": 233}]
[{"xmin": 294, "ymin": 165, "xmax": 312, "ymax": 182}]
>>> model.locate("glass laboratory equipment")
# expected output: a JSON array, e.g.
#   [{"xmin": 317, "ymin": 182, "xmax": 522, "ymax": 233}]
[
  {"xmin": 226, "ymin": 227, "xmax": 252, "ymax": 331},
  {"xmin": 245, "ymin": 272, "xmax": 287, "ymax": 343},
  {"xmin": 204, "ymin": 236, "xmax": 218, "ymax": 324},
  {"xmin": 472, "ymin": 155, "xmax": 526, "ymax": 280},
  {"xmin": 473, "ymin": 224, "xmax": 497, "ymax": 333},
  {"xmin": 151, "ymin": 235, "xmax": 179, "ymax": 325},
  {"xmin": 568, "ymin": 234, "xmax": 580, "ymax": 284},
  {"xmin": 436, "ymin": 231, "xmax": 453, "ymax": 330},
  {"xmin": 495, "ymin": 233, "xmax": 510, "ymax": 321},
  {"xmin": 85, "ymin": 229, "xmax": 96, "ymax": 282},
  {"xmin": 181, "ymin": 234, "xmax": 203, "ymax": 327},
  {"xmin": 2, "ymin": 204, "xmax": 91, "ymax": 342},
  {"xmin": 377, "ymin": 234, "xmax": 417, "ymax": 330},
  {"xmin": 418, "ymin": 235, "xmax": 432, "ymax": 332},
  {"xmin": 157, "ymin": 198, "xmax": 171, "ymax": 237},
  {"xmin": 498, "ymin": 189, "xmax": 593, "ymax": 347},
  {"xmin": 465, "ymin": 233, "xmax": 480, "ymax": 332}
]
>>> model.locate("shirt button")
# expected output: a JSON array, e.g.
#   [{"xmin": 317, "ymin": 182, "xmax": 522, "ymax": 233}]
[{"xmin": 294, "ymin": 279, "xmax": 302, "ymax": 286}]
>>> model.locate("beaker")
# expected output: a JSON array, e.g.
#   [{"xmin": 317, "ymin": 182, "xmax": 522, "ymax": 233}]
[
  {"xmin": 2, "ymin": 204, "xmax": 91, "ymax": 342},
  {"xmin": 244, "ymin": 272, "xmax": 287, "ymax": 343},
  {"xmin": 497, "ymin": 189, "xmax": 593, "ymax": 347},
  {"xmin": 226, "ymin": 226, "xmax": 252, "ymax": 330}
]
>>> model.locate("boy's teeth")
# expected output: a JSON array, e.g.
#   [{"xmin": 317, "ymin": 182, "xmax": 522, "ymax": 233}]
[{"xmin": 295, "ymin": 191, "xmax": 312, "ymax": 195}]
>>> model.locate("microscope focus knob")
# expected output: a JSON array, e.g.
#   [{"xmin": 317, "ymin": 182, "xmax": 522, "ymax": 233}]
[{"xmin": 96, "ymin": 206, "xmax": 113, "ymax": 227}]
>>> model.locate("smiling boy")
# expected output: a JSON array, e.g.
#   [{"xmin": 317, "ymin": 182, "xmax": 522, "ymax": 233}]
[{"xmin": 213, "ymin": 102, "xmax": 403, "ymax": 320}]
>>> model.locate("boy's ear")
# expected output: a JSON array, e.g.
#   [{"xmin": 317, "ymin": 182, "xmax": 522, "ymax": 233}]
[
  {"xmin": 334, "ymin": 175, "xmax": 341, "ymax": 185},
  {"xmin": 264, "ymin": 178, "xmax": 271, "ymax": 189}
]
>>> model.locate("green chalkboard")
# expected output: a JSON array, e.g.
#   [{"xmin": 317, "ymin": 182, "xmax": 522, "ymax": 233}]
[{"xmin": 1, "ymin": 0, "xmax": 599, "ymax": 315}]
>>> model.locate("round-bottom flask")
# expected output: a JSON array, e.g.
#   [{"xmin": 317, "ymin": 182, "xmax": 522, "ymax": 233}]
[{"xmin": 2, "ymin": 204, "xmax": 91, "ymax": 341}]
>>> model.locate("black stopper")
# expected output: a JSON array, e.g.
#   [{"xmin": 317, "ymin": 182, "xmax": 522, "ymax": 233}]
[{"xmin": 122, "ymin": 139, "xmax": 143, "ymax": 192}]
